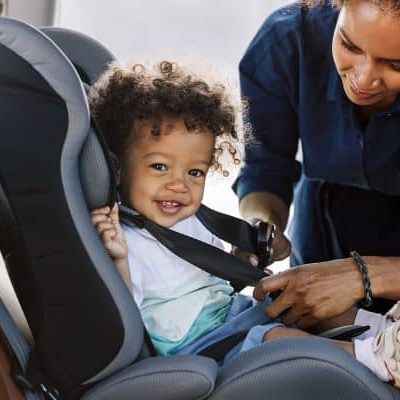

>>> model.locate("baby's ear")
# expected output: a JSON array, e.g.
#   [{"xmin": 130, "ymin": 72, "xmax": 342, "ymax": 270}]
[{"xmin": 109, "ymin": 152, "xmax": 121, "ymax": 185}]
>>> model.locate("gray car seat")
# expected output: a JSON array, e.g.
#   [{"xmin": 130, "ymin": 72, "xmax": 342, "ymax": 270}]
[{"xmin": 0, "ymin": 15, "xmax": 399, "ymax": 400}]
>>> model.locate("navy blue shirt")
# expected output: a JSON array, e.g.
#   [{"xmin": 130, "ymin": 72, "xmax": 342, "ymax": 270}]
[{"xmin": 233, "ymin": 2, "xmax": 400, "ymax": 207}]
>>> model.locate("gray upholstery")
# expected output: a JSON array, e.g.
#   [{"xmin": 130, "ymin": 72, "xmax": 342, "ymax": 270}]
[
  {"xmin": 79, "ymin": 126, "xmax": 113, "ymax": 211},
  {"xmin": 40, "ymin": 26, "xmax": 115, "ymax": 84},
  {"xmin": 81, "ymin": 355, "xmax": 218, "ymax": 400},
  {"xmin": 210, "ymin": 338, "xmax": 397, "ymax": 399},
  {"xmin": 0, "ymin": 16, "xmax": 142, "ymax": 386},
  {"xmin": 1, "ymin": 15, "xmax": 400, "ymax": 400}
]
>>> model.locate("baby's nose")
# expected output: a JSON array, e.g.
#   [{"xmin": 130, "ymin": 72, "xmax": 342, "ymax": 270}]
[{"xmin": 165, "ymin": 176, "xmax": 189, "ymax": 192}]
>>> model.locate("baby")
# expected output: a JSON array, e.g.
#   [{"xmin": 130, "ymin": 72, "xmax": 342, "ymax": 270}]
[{"xmin": 88, "ymin": 60, "xmax": 287, "ymax": 361}]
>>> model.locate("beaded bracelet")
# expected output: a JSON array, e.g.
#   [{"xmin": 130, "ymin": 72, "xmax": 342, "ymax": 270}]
[{"xmin": 350, "ymin": 250, "xmax": 373, "ymax": 308}]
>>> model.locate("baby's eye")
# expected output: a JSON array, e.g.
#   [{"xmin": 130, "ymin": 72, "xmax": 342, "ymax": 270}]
[
  {"xmin": 150, "ymin": 163, "xmax": 168, "ymax": 171},
  {"xmin": 188, "ymin": 169, "xmax": 205, "ymax": 178}
]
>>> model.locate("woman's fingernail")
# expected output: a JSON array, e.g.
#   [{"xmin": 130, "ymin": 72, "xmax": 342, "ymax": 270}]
[{"xmin": 249, "ymin": 255, "xmax": 258, "ymax": 267}]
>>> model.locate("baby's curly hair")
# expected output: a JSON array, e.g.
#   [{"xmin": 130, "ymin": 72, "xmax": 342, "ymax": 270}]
[{"xmin": 88, "ymin": 60, "xmax": 244, "ymax": 175}]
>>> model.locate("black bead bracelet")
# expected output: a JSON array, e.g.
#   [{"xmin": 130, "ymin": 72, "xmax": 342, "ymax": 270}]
[{"xmin": 350, "ymin": 250, "xmax": 373, "ymax": 308}]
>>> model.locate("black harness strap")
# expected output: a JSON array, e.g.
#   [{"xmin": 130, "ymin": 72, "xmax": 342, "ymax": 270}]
[
  {"xmin": 196, "ymin": 204, "xmax": 258, "ymax": 253},
  {"xmin": 118, "ymin": 204, "xmax": 273, "ymax": 360},
  {"xmin": 119, "ymin": 205, "xmax": 267, "ymax": 288},
  {"xmin": 197, "ymin": 330, "xmax": 248, "ymax": 363},
  {"xmin": 119, "ymin": 204, "xmax": 269, "ymax": 360}
]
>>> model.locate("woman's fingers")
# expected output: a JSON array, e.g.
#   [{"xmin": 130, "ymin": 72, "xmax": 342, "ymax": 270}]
[
  {"xmin": 232, "ymin": 246, "xmax": 259, "ymax": 267},
  {"xmin": 271, "ymin": 230, "xmax": 291, "ymax": 261},
  {"xmin": 253, "ymin": 271, "xmax": 290, "ymax": 301},
  {"xmin": 279, "ymin": 303, "xmax": 308, "ymax": 326}
]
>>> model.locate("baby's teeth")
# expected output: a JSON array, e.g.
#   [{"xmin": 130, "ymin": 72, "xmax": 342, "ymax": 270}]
[{"xmin": 162, "ymin": 201, "xmax": 178, "ymax": 207}]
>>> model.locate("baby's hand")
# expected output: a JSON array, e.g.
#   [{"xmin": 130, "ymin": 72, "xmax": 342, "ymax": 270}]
[{"xmin": 91, "ymin": 203, "xmax": 128, "ymax": 261}]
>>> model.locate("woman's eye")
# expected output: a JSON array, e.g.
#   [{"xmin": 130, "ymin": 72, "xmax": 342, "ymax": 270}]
[
  {"xmin": 188, "ymin": 169, "xmax": 205, "ymax": 178},
  {"xmin": 340, "ymin": 38, "xmax": 359, "ymax": 54},
  {"xmin": 150, "ymin": 163, "xmax": 167, "ymax": 171},
  {"xmin": 388, "ymin": 62, "xmax": 400, "ymax": 73}
]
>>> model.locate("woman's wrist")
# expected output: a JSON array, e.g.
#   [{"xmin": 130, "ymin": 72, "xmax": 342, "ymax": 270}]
[
  {"xmin": 350, "ymin": 251, "xmax": 373, "ymax": 308},
  {"xmin": 362, "ymin": 256, "xmax": 400, "ymax": 300},
  {"xmin": 344, "ymin": 257, "xmax": 366, "ymax": 305},
  {"xmin": 239, "ymin": 192, "xmax": 289, "ymax": 232}
]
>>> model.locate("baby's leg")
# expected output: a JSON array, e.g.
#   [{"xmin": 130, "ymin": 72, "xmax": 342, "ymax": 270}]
[
  {"xmin": 264, "ymin": 326, "xmax": 354, "ymax": 356},
  {"xmin": 306, "ymin": 308, "xmax": 358, "ymax": 334},
  {"xmin": 308, "ymin": 307, "xmax": 396, "ymax": 340}
]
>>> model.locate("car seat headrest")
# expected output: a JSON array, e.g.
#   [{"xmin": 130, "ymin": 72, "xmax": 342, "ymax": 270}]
[
  {"xmin": 80, "ymin": 125, "xmax": 116, "ymax": 210},
  {"xmin": 39, "ymin": 26, "xmax": 118, "ymax": 210},
  {"xmin": 40, "ymin": 26, "xmax": 116, "ymax": 85}
]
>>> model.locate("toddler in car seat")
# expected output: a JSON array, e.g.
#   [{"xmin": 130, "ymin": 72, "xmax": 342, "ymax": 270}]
[
  {"xmin": 88, "ymin": 60, "xmax": 400, "ymax": 386},
  {"xmin": 88, "ymin": 59, "xmax": 286, "ymax": 361}
]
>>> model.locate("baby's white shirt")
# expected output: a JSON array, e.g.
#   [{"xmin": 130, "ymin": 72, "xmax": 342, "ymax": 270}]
[{"xmin": 122, "ymin": 215, "xmax": 233, "ymax": 342}]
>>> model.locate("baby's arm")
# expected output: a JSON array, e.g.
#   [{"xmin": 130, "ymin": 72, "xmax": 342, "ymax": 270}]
[{"xmin": 91, "ymin": 203, "xmax": 132, "ymax": 291}]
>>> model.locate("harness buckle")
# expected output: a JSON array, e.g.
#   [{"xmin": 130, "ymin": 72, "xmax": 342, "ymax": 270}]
[{"xmin": 255, "ymin": 221, "xmax": 275, "ymax": 270}]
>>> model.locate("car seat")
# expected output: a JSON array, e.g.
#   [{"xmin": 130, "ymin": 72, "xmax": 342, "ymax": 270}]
[{"xmin": 0, "ymin": 15, "xmax": 399, "ymax": 400}]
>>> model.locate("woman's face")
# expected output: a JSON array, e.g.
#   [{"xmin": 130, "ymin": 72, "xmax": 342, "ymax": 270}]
[{"xmin": 332, "ymin": 0, "xmax": 400, "ymax": 111}]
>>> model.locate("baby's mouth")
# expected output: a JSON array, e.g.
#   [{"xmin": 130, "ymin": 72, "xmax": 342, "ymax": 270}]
[
  {"xmin": 160, "ymin": 201, "xmax": 181, "ymax": 208},
  {"xmin": 156, "ymin": 200, "xmax": 184, "ymax": 214}
]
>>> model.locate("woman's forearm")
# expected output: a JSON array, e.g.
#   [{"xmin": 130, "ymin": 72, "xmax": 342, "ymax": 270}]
[{"xmin": 364, "ymin": 256, "xmax": 400, "ymax": 300}]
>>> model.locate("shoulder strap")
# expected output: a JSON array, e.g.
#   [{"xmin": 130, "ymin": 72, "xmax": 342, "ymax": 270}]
[
  {"xmin": 197, "ymin": 204, "xmax": 275, "ymax": 269},
  {"xmin": 196, "ymin": 204, "xmax": 258, "ymax": 253},
  {"xmin": 118, "ymin": 205, "xmax": 267, "ymax": 288}
]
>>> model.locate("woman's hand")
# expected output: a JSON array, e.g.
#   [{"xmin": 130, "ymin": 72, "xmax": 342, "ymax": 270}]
[
  {"xmin": 236, "ymin": 191, "xmax": 291, "ymax": 268},
  {"xmin": 91, "ymin": 203, "xmax": 128, "ymax": 262},
  {"xmin": 253, "ymin": 258, "xmax": 365, "ymax": 329},
  {"xmin": 232, "ymin": 224, "xmax": 291, "ymax": 269}
]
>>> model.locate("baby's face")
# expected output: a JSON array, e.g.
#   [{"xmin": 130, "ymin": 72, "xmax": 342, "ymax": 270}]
[{"xmin": 121, "ymin": 118, "xmax": 215, "ymax": 227}]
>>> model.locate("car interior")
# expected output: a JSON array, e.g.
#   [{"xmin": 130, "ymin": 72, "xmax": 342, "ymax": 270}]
[{"xmin": 0, "ymin": 15, "xmax": 399, "ymax": 400}]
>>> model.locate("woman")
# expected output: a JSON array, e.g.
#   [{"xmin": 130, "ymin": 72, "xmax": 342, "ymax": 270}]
[{"xmin": 234, "ymin": 0, "xmax": 400, "ymax": 327}]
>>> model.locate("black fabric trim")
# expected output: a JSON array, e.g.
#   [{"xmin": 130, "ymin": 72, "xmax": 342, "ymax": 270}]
[
  {"xmin": 198, "ymin": 330, "xmax": 248, "ymax": 362},
  {"xmin": 196, "ymin": 204, "xmax": 258, "ymax": 253}
]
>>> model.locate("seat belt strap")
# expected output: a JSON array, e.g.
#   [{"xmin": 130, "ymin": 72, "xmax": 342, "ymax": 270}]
[
  {"xmin": 197, "ymin": 330, "xmax": 248, "ymax": 362},
  {"xmin": 196, "ymin": 204, "xmax": 258, "ymax": 253},
  {"xmin": 119, "ymin": 205, "xmax": 267, "ymax": 288}
]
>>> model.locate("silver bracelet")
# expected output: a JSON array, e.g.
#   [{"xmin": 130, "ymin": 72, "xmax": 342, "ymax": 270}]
[{"xmin": 350, "ymin": 251, "xmax": 373, "ymax": 308}]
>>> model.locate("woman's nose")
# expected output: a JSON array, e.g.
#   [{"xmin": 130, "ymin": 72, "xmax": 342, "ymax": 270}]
[{"xmin": 354, "ymin": 59, "xmax": 382, "ymax": 91}]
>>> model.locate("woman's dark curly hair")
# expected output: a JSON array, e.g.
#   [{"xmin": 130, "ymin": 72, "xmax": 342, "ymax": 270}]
[
  {"xmin": 88, "ymin": 60, "xmax": 244, "ymax": 175},
  {"xmin": 300, "ymin": 0, "xmax": 400, "ymax": 14}
]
